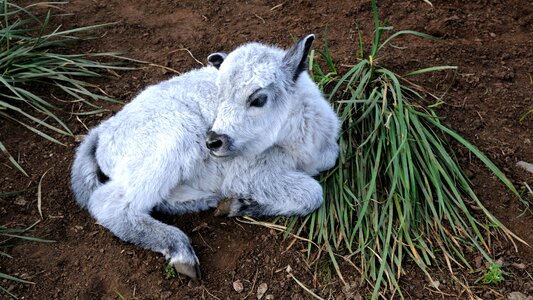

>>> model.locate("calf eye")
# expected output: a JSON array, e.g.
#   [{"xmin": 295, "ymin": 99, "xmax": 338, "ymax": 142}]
[{"xmin": 249, "ymin": 94, "xmax": 268, "ymax": 108}]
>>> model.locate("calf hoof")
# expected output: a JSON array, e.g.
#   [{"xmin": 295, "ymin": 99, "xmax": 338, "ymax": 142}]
[
  {"xmin": 213, "ymin": 198, "xmax": 233, "ymax": 217},
  {"xmin": 214, "ymin": 197, "xmax": 262, "ymax": 217},
  {"xmin": 174, "ymin": 261, "xmax": 201, "ymax": 280}
]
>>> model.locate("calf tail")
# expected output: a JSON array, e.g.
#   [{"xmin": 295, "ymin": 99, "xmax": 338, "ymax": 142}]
[{"xmin": 70, "ymin": 129, "xmax": 108, "ymax": 209}]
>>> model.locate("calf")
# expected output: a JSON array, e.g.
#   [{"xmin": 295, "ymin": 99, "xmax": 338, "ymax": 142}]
[{"xmin": 71, "ymin": 34, "xmax": 339, "ymax": 279}]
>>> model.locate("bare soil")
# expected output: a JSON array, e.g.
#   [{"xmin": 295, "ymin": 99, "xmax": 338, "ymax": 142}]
[{"xmin": 1, "ymin": 0, "xmax": 532, "ymax": 299}]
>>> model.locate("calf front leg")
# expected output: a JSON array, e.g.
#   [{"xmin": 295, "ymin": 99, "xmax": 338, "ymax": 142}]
[
  {"xmin": 87, "ymin": 182, "xmax": 201, "ymax": 279},
  {"xmin": 217, "ymin": 171, "xmax": 323, "ymax": 217},
  {"xmin": 154, "ymin": 184, "xmax": 222, "ymax": 215}
]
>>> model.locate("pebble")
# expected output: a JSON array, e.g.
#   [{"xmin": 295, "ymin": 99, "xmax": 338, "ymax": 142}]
[
  {"xmin": 507, "ymin": 291, "xmax": 533, "ymax": 300},
  {"xmin": 233, "ymin": 279, "xmax": 244, "ymax": 293},
  {"xmin": 14, "ymin": 196, "xmax": 27, "ymax": 206},
  {"xmin": 285, "ymin": 265, "xmax": 292, "ymax": 273},
  {"xmin": 517, "ymin": 161, "xmax": 533, "ymax": 174},
  {"xmin": 512, "ymin": 263, "xmax": 526, "ymax": 270},
  {"xmin": 161, "ymin": 291, "xmax": 172, "ymax": 299},
  {"xmin": 257, "ymin": 283, "xmax": 268, "ymax": 299}
]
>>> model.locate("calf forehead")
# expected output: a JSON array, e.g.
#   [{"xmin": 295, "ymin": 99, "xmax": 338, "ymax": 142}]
[{"xmin": 219, "ymin": 43, "xmax": 285, "ymax": 94}]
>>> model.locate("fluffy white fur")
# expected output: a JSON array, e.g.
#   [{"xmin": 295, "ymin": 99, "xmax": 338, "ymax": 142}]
[{"xmin": 71, "ymin": 34, "xmax": 340, "ymax": 279}]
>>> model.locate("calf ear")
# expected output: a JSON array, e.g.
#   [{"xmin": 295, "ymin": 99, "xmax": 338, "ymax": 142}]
[
  {"xmin": 207, "ymin": 52, "xmax": 228, "ymax": 69},
  {"xmin": 282, "ymin": 34, "xmax": 315, "ymax": 82}
]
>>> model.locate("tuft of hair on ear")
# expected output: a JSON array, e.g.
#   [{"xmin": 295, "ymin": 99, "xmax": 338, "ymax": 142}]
[
  {"xmin": 282, "ymin": 34, "xmax": 315, "ymax": 82},
  {"xmin": 207, "ymin": 52, "xmax": 228, "ymax": 69}
]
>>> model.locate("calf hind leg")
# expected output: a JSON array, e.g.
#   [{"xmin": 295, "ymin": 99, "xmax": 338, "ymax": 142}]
[{"xmin": 87, "ymin": 182, "xmax": 201, "ymax": 279}]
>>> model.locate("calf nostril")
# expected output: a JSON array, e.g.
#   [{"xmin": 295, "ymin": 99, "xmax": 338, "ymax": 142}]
[
  {"xmin": 206, "ymin": 131, "xmax": 230, "ymax": 152},
  {"xmin": 206, "ymin": 138, "xmax": 223, "ymax": 150}
]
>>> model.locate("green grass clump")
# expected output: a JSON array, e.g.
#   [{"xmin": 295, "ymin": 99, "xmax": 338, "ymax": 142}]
[
  {"xmin": 164, "ymin": 264, "xmax": 177, "ymax": 279},
  {"xmin": 0, "ymin": 0, "xmax": 129, "ymax": 174},
  {"xmin": 282, "ymin": 1, "xmax": 523, "ymax": 298},
  {"xmin": 0, "ymin": 224, "xmax": 54, "ymax": 298},
  {"xmin": 482, "ymin": 264, "xmax": 505, "ymax": 284}
]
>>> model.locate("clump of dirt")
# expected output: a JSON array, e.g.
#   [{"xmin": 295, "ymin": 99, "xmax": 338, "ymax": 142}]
[{"xmin": 1, "ymin": 0, "xmax": 532, "ymax": 299}]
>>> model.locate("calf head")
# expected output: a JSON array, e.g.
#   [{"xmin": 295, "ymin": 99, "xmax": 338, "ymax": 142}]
[{"xmin": 206, "ymin": 34, "xmax": 315, "ymax": 158}]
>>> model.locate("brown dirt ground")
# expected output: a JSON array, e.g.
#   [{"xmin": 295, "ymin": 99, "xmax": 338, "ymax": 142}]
[{"xmin": 1, "ymin": 0, "xmax": 532, "ymax": 299}]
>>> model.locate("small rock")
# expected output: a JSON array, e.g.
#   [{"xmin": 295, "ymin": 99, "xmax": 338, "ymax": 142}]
[
  {"xmin": 265, "ymin": 295, "xmax": 274, "ymax": 300},
  {"xmin": 233, "ymin": 280, "xmax": 244, "ymax": 293},
  {"xmin": 285, "ymin": 265, "xmax": 292, "ymax": 273},
  {"xmin": 161, "ymin": 291, "xmax": 172, "ymax": 299},
  {"xmin": 507, "ymin": 291, "xmax": 533, "ymax": 300},
  {"xmin": 489, "ymin": 32, "xmax": 497, "ymax": 37},
  {"xmin": 517, "ymin": 161, "xmax": 533, "ymax": 174},
  {"xmin": 512, "ymin": 263, "xmax": 526, "ymax": 270},
  {"xmin": 257, "ymin": 283, "xmax": 268, "ymax": 299},
  {"xmin": 14, "ymin": 196, "xmax": 27, "ymax": 206}
]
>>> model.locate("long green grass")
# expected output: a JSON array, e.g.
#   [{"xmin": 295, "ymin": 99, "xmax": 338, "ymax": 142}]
[
  {"xmin": 0, "ymin": 0, "xmax": 129, "ymax": 174},
  {"xmin": 282, "ymin": 2, "xmax": 524, "ymax": 298}
]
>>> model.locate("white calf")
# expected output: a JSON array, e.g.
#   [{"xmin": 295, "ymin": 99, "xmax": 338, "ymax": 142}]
[{"xmin": 71, "ymin": 34, "xmax": 339, "ymax": 279}]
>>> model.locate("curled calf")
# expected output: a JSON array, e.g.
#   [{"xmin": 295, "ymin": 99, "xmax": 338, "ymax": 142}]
[{"xmin": 71, "ymin": 34, "xmax": 340, "ymax": 280}]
